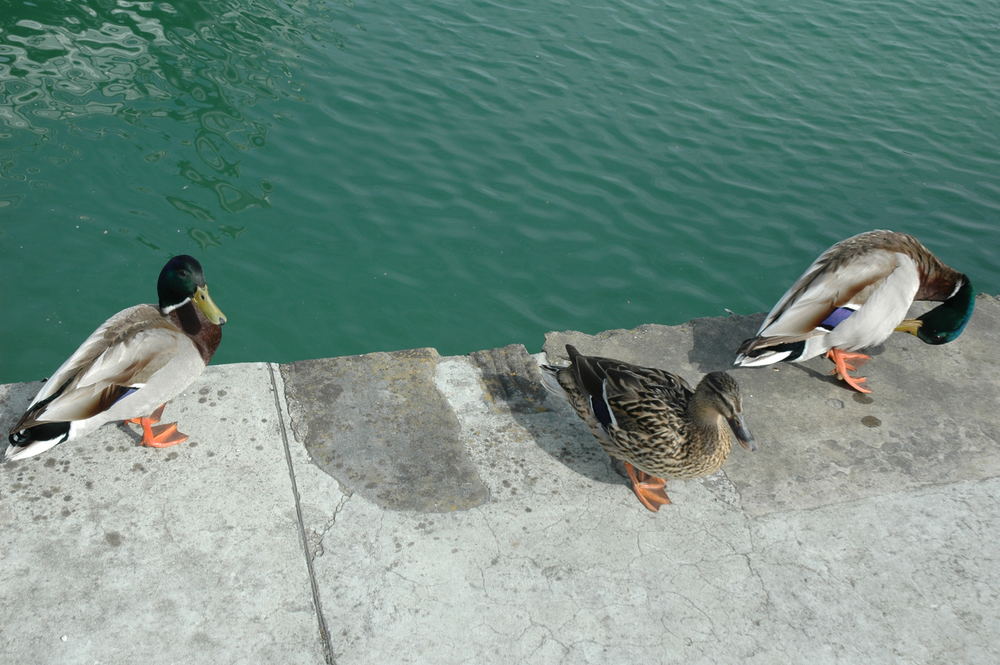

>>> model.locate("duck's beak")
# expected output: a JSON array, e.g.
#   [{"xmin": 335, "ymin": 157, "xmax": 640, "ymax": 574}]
[
  {"xmin": 728, "ymin": 414, "xmax": 756, "ymax": 451},
  {"xmin": 194, "ymin": 284, "xmax": 227, "ymax": 325},
  {"xmin": 895, "ymin": 318, "xmax": 922, "ymax": 336}
]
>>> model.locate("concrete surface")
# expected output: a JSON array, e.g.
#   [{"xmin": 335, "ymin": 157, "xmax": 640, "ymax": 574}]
[{"xmin": 2, "ymin": 295, "xmax": 999, "ymax": 664}]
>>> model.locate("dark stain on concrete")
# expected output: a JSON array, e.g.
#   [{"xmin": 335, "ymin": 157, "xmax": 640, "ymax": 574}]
[
  {"xmin": 862, "ymin": 416, "xmax": 882, "ymax": 428},
  {"xmin": 105, "ymin": 531, "xmax": 122, "ymax": 547},
  {"xmin": 281, "ymin": 348, "xmax": 489, "ymax": 512},
  {"xmin": 853, "ymin": 393, "xmax": 875, "ymax": 405}
]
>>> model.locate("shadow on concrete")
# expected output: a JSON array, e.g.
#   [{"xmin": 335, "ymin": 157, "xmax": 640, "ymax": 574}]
[
  {"xmin": 469, "ymin": 345, "xmax": 622, "ymax": 488},
  {"xmin": 688, "ymin": 312, "xmax": 763, "ymax": 373}
]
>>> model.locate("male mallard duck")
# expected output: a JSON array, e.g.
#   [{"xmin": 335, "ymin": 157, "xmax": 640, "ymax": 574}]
[
  {"xmin": 541, "ymin": 344, "xmax": 755, "ymax": 511},
  {"xmin": 734, "ymin": 230, "xmax": 974, "ymax": 393},
  {"xmin": 5, "ymin": 255, "xmax": 226, "ymax": 461}
]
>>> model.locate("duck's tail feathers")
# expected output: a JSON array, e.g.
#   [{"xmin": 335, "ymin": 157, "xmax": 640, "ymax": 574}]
[
  {"xmin": 733, "ymin": 336, "xmax": 809, "ymax": 367},
  {"xmin": 538, "ymin": 362, "xmax": 568, "ymax": 400},
  {"xmin": 5, "ymin": 422, "xmax": 71, "ymax": 461}
]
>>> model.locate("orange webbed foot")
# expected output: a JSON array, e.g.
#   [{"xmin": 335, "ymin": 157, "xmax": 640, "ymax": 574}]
[
  {"xmin": 624, "ymin": 463, "xmax": 672, "ymax": 512},
  {"xmin": 825, "ymin": 348, "xmax": 873, "ymax": 394},
  {"xmin": 126, "ymin": 404, "xmax": 189, "ymax": 448}
]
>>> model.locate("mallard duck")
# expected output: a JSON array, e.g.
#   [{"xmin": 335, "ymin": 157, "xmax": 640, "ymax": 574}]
[
  {"xmin": 5, "ymin": 255, "xmax": 226, "ymax": 461},
  {"xmin": 734, "ymin": 230, "xmax": 973, "ymax": 393},
  {"xmin": 541, "ymin": 344, "xmax": 755, "ymax": 511}
]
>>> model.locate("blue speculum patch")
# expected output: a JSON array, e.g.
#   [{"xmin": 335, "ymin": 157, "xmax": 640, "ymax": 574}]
[
  {"xmin": 112, "ymin": 386, "xmax": 139, "ymax": 405},
  {"xmin": 819, "ymin": 307, "xmax": 856, "ymax": 331}
]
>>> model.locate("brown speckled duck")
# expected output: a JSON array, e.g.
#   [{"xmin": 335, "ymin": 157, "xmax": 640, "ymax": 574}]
[
  {"xmin": 5, "ymin": 255, "xmax": 226, "ymax": 461},
  {"xmin": 541, "ymin": 344, "xmax": 755, "ymax": 511}
]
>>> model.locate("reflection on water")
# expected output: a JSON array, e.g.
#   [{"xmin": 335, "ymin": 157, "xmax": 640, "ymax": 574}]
[{"xmin": 0, "ymin": 0, "xmax": 350, "ymax": 243}]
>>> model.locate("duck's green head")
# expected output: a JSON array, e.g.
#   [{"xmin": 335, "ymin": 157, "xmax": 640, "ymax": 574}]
[
  {"xmin": 899, "ymin": 275, "xmax": 974, "ymax": 345},
  {"xmin": 158, "ymin": 255, "xmax": 227, "ymax": 325}
]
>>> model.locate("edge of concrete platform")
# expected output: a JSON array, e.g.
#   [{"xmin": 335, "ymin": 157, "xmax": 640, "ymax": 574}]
[{"xmin": 2, "ymin": 293, "xmax": 998, "ymax": 665}]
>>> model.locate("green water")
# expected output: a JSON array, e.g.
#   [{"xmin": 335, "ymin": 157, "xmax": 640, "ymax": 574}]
[{"xmin": 2, "ymin": 0, "xmax": 998, "ymax": 383}]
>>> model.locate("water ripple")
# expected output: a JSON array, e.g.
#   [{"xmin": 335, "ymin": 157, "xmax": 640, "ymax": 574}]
[{"xmin": 3, "ymin": 0, "xmax": 999, "ymax": 379}]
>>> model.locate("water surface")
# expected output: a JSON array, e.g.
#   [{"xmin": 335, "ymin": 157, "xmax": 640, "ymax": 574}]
[{"xmin": 2, "ymin": 0, "xmax": 998, "ymax": 382}]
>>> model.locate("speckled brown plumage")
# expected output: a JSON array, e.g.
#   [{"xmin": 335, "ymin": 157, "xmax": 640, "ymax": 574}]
[{"xmin": 542, "ymin": 345, "xmax": 754, "ymax": 508}]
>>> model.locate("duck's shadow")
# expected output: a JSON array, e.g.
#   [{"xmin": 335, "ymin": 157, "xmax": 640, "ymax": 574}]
[
  {"xmin": 469, "ymin": 346, "xmax": 624, "ymax": 487},
  {"xmin": 687, "ymin": 312, "xmax": 764, "ymax": 373}
]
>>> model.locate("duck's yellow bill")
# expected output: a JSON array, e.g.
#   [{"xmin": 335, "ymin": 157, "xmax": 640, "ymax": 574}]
[
  {"xmin": 895, "ymin": 319, "xmax": 922, "ymax": 335},
  {"xmin": 194, "ymin": 285, "xmax": 227, "ymax": 325}
]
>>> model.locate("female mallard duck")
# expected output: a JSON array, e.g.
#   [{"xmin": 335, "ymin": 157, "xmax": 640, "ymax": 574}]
[
  {"xmin": 5, "ymin": 255, "xmax": 226, "ymax": 461},
  {"xmin": 734, "ymin": 230, "xmax": 974, "ymax": 393},
  {"xmin": 541, "ymin": 344, "xmax": 755, "ymax": 511}
]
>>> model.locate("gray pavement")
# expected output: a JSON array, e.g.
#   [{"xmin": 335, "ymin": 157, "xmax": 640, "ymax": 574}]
[{"xmin": 2, "ymin": 296, "xmax": 998, "ymax": 664}]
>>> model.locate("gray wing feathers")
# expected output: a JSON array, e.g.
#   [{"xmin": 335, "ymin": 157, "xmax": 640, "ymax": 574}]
[
  {"xmin": 18, "ymin": 305, "xmax": 201, "ymax": 427},
  {"xmin": 38, "ymin": 328, "xmax": 183, "ymax": 422},
  {"xmin": 758, "ymin": 250, "xmax": 901, "ymax": 337}
]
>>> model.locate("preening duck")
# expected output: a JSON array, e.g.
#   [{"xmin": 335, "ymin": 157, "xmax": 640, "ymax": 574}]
[
  {"xmin": 5, "ymin": 255, "xmax": 226, "ymax": 461},
  {"xmin": 734, "ymin": 230, "xmax": 974, "ymax": 392},
  {"xmin": 541, "ymin": 345, "xmax": 755, "ymax": 511}
]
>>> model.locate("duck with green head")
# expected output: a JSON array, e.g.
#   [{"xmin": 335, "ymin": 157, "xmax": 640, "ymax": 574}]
[
  {"xmin": 5, "ymin": 255, "xmax": 226, "ymax": 461},
  {"xmin": 734, "ymin": 230, "xmax": 974, "ymax": 392}
]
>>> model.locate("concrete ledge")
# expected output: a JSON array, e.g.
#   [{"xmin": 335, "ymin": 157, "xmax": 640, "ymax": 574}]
[{"xmin": 2, "ymin": 295, "xmax": 998, "ymax": 664}]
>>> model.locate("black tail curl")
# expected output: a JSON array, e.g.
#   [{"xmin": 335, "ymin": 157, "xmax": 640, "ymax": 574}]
[{"xmin": 8, "ymin": 421, "xmax": 70, "ymax": 447}]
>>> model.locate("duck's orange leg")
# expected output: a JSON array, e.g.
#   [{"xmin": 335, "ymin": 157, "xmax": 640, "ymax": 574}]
[
  {"xmin": 825, "ymin": 348, "xmax": 873, "ymax": 394},
  {"xmin": 126, "ymin": 404, "xmax": 189, "ymax": 448},
  {"xmin": 624, "ymin": 463, "xmax": 671, "ymax": 511}
]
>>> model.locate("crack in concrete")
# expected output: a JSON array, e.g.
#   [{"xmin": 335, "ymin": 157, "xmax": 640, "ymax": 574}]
[
  {"xmin": 311, "ymin": 494, "xmax": 352, "ymax": 560},
  {"xmin": 480, "ymin": 511, "xmax": 505, "ymax": 561},
  {"xmin": 722, "ymin": 467, "xmax": 746, "ymax": 510},
  {"xmin": 268, "ymin": 362, "xmax": 336, "ymax": 665},
  {"xmin": 742, "ymin": 522, "xmax": 776, "ymax": 616},
  {"xmin": 524, "ymin": 614, "xmax": 571, "ymax": 660}
]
